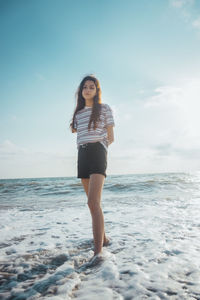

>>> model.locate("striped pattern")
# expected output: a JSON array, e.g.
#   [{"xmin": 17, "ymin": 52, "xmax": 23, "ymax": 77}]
[{"xmin": 74, "ymin": 103, "xmax": 115, "ymax": 151}]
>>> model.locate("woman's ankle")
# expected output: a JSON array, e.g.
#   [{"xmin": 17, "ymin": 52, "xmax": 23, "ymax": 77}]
[
  {"xmin": 103, "ymin": 237, "xmax": 110, "ymax": 246},
  {"xmin": 94, "ymin": 250, "xmax": 103, "ymax": 256}
]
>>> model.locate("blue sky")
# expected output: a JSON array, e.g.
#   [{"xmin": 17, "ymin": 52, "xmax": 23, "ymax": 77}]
[{"xmin": 1, "ymin": 0, "xmax": 200, "ymax": 179}]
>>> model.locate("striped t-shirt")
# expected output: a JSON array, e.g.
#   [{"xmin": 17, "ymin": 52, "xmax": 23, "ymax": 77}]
[{"xmin": 74, "ymin": 103, "xmax": 115, "ymax": 151}]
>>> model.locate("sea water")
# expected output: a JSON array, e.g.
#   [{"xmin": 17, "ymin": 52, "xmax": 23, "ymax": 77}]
[{"xmin": 0, "ymin": 172, "xmax": 200, "ymax": 299}]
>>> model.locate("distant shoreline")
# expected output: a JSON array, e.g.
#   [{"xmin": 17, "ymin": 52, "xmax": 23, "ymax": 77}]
[{"xmin": 0, "ymin": 171, "xmax": 197, "ymax": 181}]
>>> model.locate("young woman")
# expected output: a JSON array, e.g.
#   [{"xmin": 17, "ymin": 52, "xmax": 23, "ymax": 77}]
[{"xmin": 70, "ymin": 74, "xmax": 115, "ymax": 258}]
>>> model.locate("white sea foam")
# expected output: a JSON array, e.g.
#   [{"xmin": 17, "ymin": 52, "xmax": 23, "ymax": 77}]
[{"xmin": 0, "ymin": 173, "xmax": 200, "ymax": 299}]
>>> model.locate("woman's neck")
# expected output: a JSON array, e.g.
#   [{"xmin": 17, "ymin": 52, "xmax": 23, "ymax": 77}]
[{"xmin": 85, "ymin": 99, "xmax": 93, "ymax": 107}]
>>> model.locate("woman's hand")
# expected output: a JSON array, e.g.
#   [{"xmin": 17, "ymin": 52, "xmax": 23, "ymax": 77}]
[{"xmin": 70, "ymin": 123, "xmax": 77, "ymax": 133}]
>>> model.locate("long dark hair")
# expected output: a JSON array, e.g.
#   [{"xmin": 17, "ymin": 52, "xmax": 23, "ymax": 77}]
[{"xmin": 70, "ymin": 74, "xmax": 102, "ymax": 131}]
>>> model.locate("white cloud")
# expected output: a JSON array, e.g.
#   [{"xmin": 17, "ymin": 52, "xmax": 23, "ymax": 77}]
[
  {"xmin": 0, "ymin": 140, "xmax": 27, "ymax": 156},
  {"xmin": 170, "ymin": 0, "xmax": 194, "ymax": 8},
  {"xmin": 0, "ymin": 140, "xmax": 77, "ymax": 179},
  {"xmin": 192, "ymin": 16, "xmax": 200, "ymax": 29},
  {"xmin": 109, "ymin": 77, "xmax": 200, "ymax": 173},
  {"xmin": 144, "ymin": 78, "xmax": 200, "ymax": 147},
  {"xmin": 144, "ymin": 78, "xmax": 200, "ymax": 134},
  {"xmin": 169, "ymin": 0, "xmax": 200, "ymax": 32}
]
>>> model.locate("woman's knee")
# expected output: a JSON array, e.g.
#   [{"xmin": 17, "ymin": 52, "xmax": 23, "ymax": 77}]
[{"xmin": 87, "ymin": 197, "xmax": 101, "ymax": 212}]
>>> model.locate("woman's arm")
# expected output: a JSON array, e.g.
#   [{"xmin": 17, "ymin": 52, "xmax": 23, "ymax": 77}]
[
  {"xmin": 70, "ymin": 122, "xmax": 77, "ymax": 133},
  {"xmin": 107, "ymin": 125, "xmax": 114, "ymax": 145}
]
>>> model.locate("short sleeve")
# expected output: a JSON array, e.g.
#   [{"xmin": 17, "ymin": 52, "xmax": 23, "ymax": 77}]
[
  {"xmin": 105, "ymin": 104, "xmax": 115, "ymax": 127},
  {"xmin": 74, "ymin": 114, "xmax": 77, "ymax": 129}
]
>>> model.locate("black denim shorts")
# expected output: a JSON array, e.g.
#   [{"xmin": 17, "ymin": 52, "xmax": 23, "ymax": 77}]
[{"xmin": 77, "ymin": 142, "xmax": 107, "ymax": 178}]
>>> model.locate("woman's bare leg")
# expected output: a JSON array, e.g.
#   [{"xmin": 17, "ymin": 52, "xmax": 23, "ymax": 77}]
[
  {"xmin": 81, "ymin": 178, "xmax": 89, "ymax": 196},
  {"xmin": 81, "ymin": 178, "xmax": 109, "ymax": 246},
  {"xmin": 87, "ymin": 174, "xmax": 105, "ymax": 255}
]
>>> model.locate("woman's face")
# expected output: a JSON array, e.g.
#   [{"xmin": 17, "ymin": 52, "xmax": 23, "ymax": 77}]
[{"xmin": 82, "ymin": 80, "xmax": 97, "ymax": 100}]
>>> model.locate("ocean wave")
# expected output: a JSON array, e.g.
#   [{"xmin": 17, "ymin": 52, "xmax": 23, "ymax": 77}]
[
  {"xmin": 0, "ymin": 173, "xmax": 199, "ymax": 204},
  {"xmin": 41, "ymin": 191, "xmax": 71, "ymax": 196},
  {"xmin": 105, "ymin": 176, "xmax": 199, "ymax": 193}
]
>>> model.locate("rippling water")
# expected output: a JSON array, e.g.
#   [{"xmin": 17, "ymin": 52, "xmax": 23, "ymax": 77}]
[{"xmin": 0, "ymin": 172, "xmax": 200, "ymax": 299}]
